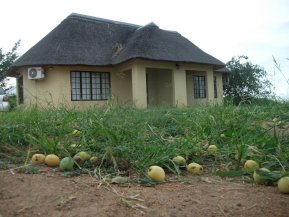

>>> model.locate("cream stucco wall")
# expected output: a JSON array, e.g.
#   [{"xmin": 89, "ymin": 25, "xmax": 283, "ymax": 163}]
[
  {"xmin": 16, "ymin": 59, "xmax": 224, "ymax": 109},
  {"xmin": 19, "ymin": 66, "xmax": 114, "ymax": 110},
  {"xmin": 111, "ymin": 69, "xmax": 132, "ymax": 104},
  {"xmin": 213, "ymin": 72, "xmax": 224, "ymax": 105},
  {"xmin": 173, "ymin": 68, "xmax": 187, "ymax": 107}
]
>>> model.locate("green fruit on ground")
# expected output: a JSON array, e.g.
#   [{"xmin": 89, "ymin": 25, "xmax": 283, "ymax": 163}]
[
  {"xmin": 148, "ymin": 165, "xmax": 165, "ymax": 182},
  {"xmin": 220, "ymin": 134, "xmax": 226, "ymax": 138},
  {"xmin": 59, "ymin": 157, "xmax": 74, "ymax": 171},
  {"xmin": 72, "ymin": 130, "xmax": 81, "ymax": 137},
  {"xmin": 74, "ymin": 151, "xmax": 91, "ymax": 161},
  {"xmin": 187, "ymin": 163, "xmax": 203, "ymax": 175},
  {"xmin": 253, "ymin": 168, "xmax": 270, "ymax": 185},
  {"xmin": 45, "ymin": 154, "xmax": 60, "ymax": 167},
  {"xmin": 244, "ymin": 160, "xmax": 259, "ymax": 170},
  {"xmin": 172, "ymin": 156, "xmax": 186, "ymax": 166},
  {"xmin": 31, "ymin": 154, "xmax": 46, "ymax": 165},
  {"xmin": 278, "ymin": 176, "xmax": 289, "ymax": 194},
  {"xmin": 208, "ymin": 145, "xmax": 217, "ymax": 153}
]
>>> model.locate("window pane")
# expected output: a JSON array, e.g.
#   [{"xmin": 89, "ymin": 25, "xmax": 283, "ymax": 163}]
[
  {"xmin": 214, "ymin": 76, "xmax": 217, "ymax": 98},
  {"xmin": 193, "ymin": 75, "xmax": 206, "ymax": 99},
  {"xmin": 71, "ymin": 71, "xmax": 111, "ymax": 101}
]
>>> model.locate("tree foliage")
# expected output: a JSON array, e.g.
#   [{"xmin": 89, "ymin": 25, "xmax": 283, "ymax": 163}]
[
  {"xmin": 224, "ymin": 55, "xmax": 273, "ymax": 104},
  {"xmin": 0, "ymin": 40, "xmax": 20, "ymax": 86}
]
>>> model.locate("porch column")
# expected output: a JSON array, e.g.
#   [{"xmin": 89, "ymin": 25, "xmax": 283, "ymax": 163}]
[
  {"xmin": 131, "ymin": 63, "xmax": 147, "ymax": 108},
  {"xmin": 206, "ymin": 67, "xmax": 214, "ymax": 103},
  {"xmin": 173, "ymin": 68, "xmax": 187, "ymax": 107}
]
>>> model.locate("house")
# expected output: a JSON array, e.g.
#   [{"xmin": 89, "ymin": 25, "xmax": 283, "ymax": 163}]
[{"xmin": 7, "ymin": 13, "xmax": 227, "ymax": 109}]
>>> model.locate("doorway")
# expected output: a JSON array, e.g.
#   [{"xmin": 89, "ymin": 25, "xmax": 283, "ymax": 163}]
[{"xmin": 146, "ymin": 68, "xmax": 173, "ymax": 107}]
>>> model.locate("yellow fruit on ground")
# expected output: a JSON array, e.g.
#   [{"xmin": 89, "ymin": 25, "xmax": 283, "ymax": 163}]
[
  {"xmin": 208, "ymin": 145, "xmax": 217, "ymax": 153},
  {"xmin": 244, "ymin": 160, "xmax": 259, "ymax": 170},
  {"xmin": 148, "ymin": 165, "xmax": 165, "ymax": 182},
  {"xmin": 89, "ymin": 156, "xmax": 98, "ymax": 166},
  {"xmin": 74, "ymin": 151, "xmax": 91, "ymax": 161},
  {"xmin": 187, "ymin": 163, "xmax": 203, "ymax": 175},
  {"xmin": 90, "ymin": 156, "xmax": 98, "ymax": 162},
  {"xmin": 59, "ymin": 157, "xmax": 74, "ymax": 171},
  {"xmin": 72, "ymin": 130, "xmax": 81, "ymax": 137},
  {"xmin": 172, "ymin": 156, "xmax": 186, "ymax": 166},
  {"xmin": 70, "ymin": 143, "xmax": 77, "ymax": 148},
  {"xmin": 45, "ymin": 154, "xmax": 60, "ymax": 167},
  {"xmin": 253, "ymin": 168, "xmax": 270, "ymax": 185},
  {"xmin": 31, "ymin": 154, "xmax": 46, "ymax": 165},
  {"xmin": 278, "ymin": 177, "xmax": 289, "ymax": 194}
]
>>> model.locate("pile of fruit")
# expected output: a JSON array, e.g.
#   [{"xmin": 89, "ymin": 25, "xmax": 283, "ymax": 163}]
[
  {"xmin": 29, "ymin": 133, "xmax": 289, "ymax": 194},
  {"xmin": 243, "ymin": 159, "xmax": 289, "ymax": 194},
  {"xmin": 31, "ymin": 151, "xmax": 97, "ymax": 171},
  {"xmin": 147, "ymin": 149, "xmax": 289, "ymax": 194}
]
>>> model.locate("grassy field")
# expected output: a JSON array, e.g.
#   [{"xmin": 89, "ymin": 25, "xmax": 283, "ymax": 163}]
[{"xmin": 0, "ymin": 101, "xmax": 288, "ymax": 178}]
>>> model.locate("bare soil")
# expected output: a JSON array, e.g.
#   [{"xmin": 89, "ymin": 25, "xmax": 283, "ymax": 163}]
[{"xmin": 0, "ymin": 167, "xmax": 288, "ymax": 217}]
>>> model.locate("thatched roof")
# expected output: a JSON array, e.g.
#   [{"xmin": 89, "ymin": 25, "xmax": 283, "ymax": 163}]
[{"xmin": 8, "ymin": 13, "xmax": 225, "ymax": 76}]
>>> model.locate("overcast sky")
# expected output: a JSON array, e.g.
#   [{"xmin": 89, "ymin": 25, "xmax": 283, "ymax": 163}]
[{"xmin": 1, "ymin": 0, "xmax": 289, "ymax": 98}]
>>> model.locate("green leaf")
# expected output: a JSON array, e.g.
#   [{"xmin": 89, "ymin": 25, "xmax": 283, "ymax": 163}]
[
  {"xmin": 255, "ymin": 169, "xmax": 282, "ymax": 182},
  {"xmin": 213, "ymin": 170, "xmax": 248, "ymax": 177}
]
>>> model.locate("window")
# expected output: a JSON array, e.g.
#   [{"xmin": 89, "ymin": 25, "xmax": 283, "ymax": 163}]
[
  {"xmin": 71, "ymin": 71, "xmax": 111, "ymax": 101},
  {"xmin": 214, "ymin": 76, "xmax": 217, "ymax": 98},
  {"xmin": 193, "ymin": 75, "xmax": 206, "ymax": 98}
]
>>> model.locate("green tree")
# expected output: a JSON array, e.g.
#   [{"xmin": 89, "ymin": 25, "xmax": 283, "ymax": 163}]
[
  {"xmin": 0, "ymin": 40, "xmax": 20, "ymax": 87},
  {"xmin": 224, "ymin": 55, "xmax": 273, "ymax": 104}
]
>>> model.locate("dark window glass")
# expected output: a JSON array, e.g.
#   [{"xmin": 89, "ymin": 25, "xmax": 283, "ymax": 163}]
[
  {"xmin": 71, "ymin": 71, "xmax": 110, "ymax": 101},
  {"xmin": 193, "ymin": 76, "xmax": 206, "ymax": 99},
  {"xmin": 214, "ymin": 76, "xmax": 217, "ymax": 98}
]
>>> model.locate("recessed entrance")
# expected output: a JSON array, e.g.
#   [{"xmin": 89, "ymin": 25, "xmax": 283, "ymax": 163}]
[{"xmin": 146, "ymin": 68, "xmax": 173, "ymax": 107}]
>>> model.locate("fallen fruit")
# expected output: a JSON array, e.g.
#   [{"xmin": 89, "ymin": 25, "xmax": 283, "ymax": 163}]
[
  {"xmin": 148, "ymin": 165, "xmax": 165, "ymax": 182},
  {"xmin": 74, "ymin": 151, "xmax": 91, "ymax": 161},
  {"xmin": 31, "ymin": 154, "xmax": 46, "ymax": 165},
  {"xmin": 90, "ymin": 156, "xmax": 98, "ymax": 162},
  {"xmin": 45, "ymin": 154, "xmax": 60, "ymax": 167},
  {"xmin": 244, "ymin": 160, "xmax": 259, "ymax": 170},
  {"xmin": 220, "ymin": 133, "xmax": 226, "ymax": 138},
  {"xmin": 208, "ymin": 145, "xmax": 217, "ymax": 153},
  {"xmin": 187, "ymin": 162, "xmax": 203, "ymax": 175},
  {"xmin": 59, "ymin": 157, "xmax": 74, "ymax": 171},
  {"xmin": 72, "ymin": 129, "xmax": 81, "ymax": 137},
  {"xmin": 70, "ymin": 143, "xmax": 77, "ymax": 148},
  {"xmin": 253, "ymin": 168, "xmax": 270, "ymax": 185},
  {"xmin": 278, "ymin": 176, "xmax": 289, "ymax": 194},
  {"xmin": 172, "ymin": 156, "xmax": 186, "ymax": 166}
]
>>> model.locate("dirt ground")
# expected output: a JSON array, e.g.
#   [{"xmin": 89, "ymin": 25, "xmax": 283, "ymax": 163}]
[{"xmin": 0, "ymin": 166, "xmax": 288, "ymax": 217}]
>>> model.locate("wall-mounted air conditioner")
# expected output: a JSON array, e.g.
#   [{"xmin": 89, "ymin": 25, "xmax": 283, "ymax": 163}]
[{"xmin": 28, "ymin": 67, "xmax": 45, "ymax": 80}]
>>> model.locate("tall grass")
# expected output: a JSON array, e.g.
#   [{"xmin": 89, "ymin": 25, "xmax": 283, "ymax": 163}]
[{"xmin": 0, "ymin": 101, "xmax": 288, "ymax": 174}]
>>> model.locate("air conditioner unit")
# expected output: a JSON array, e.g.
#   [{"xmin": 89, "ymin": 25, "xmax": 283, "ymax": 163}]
[{"xmin": 28, "ymin": 67, "xmax": 45, "ymax": 80}]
